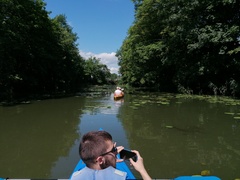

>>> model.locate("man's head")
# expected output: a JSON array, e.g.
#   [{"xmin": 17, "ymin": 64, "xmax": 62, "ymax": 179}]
[{"xmin": 79, "ymin": 131, "xmax": 117, "ymax": 169}]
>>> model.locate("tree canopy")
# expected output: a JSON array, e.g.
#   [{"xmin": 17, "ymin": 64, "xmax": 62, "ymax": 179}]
[
  {"xmin": 0, "ymin": 0, "xmax": 114, "ymax": 101},
  {"xmin": 117, "ymin": 0, "xmax": 240, "ymax": 96},
  {"xmin": 83, "ymin": 57, "xmax": 111, "ymax": 85},
  {"xmin": 2, "ymin": 0, "xmax": 240, "ymax": 101}
]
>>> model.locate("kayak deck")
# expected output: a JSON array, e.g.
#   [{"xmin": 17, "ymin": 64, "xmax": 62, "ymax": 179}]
[
  {"xmin": 0, "ymin": 176, "xmax": 221, "ymax": 180},
  {"xmin": 69, "ymin": 159, "xmax": 220, "ymax": 180}
]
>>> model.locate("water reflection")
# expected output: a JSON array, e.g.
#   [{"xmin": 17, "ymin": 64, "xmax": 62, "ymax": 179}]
[
  {"xmin": 1, "ymin": 93, "xmax": 240, "ymax": 179},
  {"xmin": 0, "ymin": 97, "xmax": 85, "ymax": 178},
  {"xmin": 81, "ymin": 94, "xmax": 124, "ymax": 115},
  {"xmin": 78, "ymin": 94, "xmax": 130, "ymax": 149},
  {"xmin": 118, "ymin": 93, "xmax": 240, "ymax": 179}
]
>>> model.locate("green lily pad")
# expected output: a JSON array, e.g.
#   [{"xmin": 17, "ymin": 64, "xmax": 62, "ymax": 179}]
[
  {"xmin": 159, "ymin": 102, "xmax": 170, "ymax": 105},
  {"xmin": 176, "ymin": 102, "xmax": 182, "ymax": 104},
  {"xmin": 224, "ymin": 112, "xmax": 235, "ymax": 115},
  {"xmin": 201, "ymin": 170, "xmax": 210, "ymax": 175},
  {"xmin": 130, "ymin": 106, "xmax": 138, "ymax": 110}
]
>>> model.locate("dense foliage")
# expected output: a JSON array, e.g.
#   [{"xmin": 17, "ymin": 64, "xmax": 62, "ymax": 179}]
[
  {"xmin": 0, "ymin": 0, "xmax": 113, "ymax": 101},
  {"xmin": 117, "ymin": 0, "xmax": 240, "ymax": 96},
  {"xmin": 84, "ymin": 57, "xmax": 111, "ymax": 84}
]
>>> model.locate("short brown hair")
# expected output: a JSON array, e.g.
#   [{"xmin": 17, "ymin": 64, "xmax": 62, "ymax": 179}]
[{"xmin": 79, "ymin": 131, "xmax": 113, "ymax": 166}]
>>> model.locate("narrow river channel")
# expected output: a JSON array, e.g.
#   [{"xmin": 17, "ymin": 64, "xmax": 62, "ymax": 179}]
[{"xmin": 0, "ymin": 91, "xmax": 240, "ymax": 179}]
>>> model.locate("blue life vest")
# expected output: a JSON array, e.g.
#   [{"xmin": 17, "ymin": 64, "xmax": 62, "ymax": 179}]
[{"xmin": 71, "ymin": 166, "xmax": 127, "ymax": 180}]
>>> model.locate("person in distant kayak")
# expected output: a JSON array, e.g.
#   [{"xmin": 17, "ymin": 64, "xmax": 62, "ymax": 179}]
[
  {"xmin": 71, "ymin": 130, "xmax": 151, "ymax": 180},
  {"xmin": 114, "ymin": 87, "xmax": 124, "ymax": 97}
]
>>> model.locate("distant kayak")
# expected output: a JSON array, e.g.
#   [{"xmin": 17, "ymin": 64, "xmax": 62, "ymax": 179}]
[
  {"xmin": 114, "ymin": 94, "xmax": 124, "ymax": 100},
  {"xmin": 114, "ymin": 86, "xmax": 124, "ymax": 100}
]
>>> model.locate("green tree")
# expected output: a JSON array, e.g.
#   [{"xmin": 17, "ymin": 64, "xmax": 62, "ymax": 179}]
[
  {"xmin": 118, "ymin": 0, "xmax": 240, "ymax": 96},
  {"xmin": 0, "ymin": 0, "xmax": 84, "ymax": 101},
  {"xmin": 50, "ymin": 14, "xmax": 84, "ymax": 92},
  {"xmin": 83, "ymin": 57, "xmax": 111, "ymax": 84},
  {"xmin": 109, "ymin": 73, "xmax": 119, "ymax": 84},
  {"xmin": 0, "ymin": 0, "xmax": 53, "ymax": 98}
]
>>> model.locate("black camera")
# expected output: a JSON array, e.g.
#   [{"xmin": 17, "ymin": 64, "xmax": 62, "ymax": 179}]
[{"xmin": 119, "ymin": 149, "xmax": 137, "ymax": 162}]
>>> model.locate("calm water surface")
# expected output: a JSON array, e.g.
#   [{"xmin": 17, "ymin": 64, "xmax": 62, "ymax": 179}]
[{"xmin": 0, "ymin": 92, "xmax": 240, "ymax": 180}]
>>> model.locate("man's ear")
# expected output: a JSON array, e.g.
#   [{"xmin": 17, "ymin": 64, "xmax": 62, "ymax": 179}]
[{"xmin": 96, "ymin": 156, "xmax": 104, "ymax": 164}]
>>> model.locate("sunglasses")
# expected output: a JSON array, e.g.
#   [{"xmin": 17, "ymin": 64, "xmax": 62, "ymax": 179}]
[{"xmin": 100, "ymin": 146, "xmax": 117, "ymax": 156}]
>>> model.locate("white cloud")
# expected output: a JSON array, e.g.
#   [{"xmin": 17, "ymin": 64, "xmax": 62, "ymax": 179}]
[{"xmin": 79, "ymin": 50, "xmax": 119, "ymax": 74}]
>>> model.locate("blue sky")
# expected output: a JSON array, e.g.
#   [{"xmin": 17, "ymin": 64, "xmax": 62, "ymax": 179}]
[{"xmin": 43, "ymin": 0, "xmax": 135, "ymax": 74}]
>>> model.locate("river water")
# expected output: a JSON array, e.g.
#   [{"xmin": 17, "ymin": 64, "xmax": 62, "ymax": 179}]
[{"xmin": 0, "ymin": 91, "xmax": 240, "ymax": 179}]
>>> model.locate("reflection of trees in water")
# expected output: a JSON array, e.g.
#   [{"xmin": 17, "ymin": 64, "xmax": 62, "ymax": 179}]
[
  {"xmin": 82, "ymin": 93, "xmax": 124, "ymax": 115},
  {"xmin": 0, "ymin": 97, "xmax": 86, "ymax": 178},
  {"xmin": 117, "ymin": 93, "xmax": 240, "ymax": 179}
]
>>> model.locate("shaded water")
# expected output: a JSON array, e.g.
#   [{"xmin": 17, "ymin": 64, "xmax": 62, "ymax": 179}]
[{"xmin": 0, "ymin": 92, "xmax": 240, "ymax": 179}]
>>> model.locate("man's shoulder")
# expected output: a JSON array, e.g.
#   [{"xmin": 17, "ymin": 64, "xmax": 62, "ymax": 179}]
[
  {"xmin": 105, "ymin": 166, "xmax": 127, "ymax": 177},
  {"xmin": 98, "ymin": 166, "xmax": 127, "ymax": 180},
  {"xmin": 70, "ymin": 167, "xmax": 93, "ymax": 180},
  {"xmin": 70, "ymin": 166, "xmax": 127, "ymax": 180}
]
